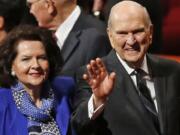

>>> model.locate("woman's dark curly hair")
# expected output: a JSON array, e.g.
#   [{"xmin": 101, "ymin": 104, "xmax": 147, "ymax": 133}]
[{"xmin": 0, "ymin": 25, "xmax": 63, "ymax": 87}]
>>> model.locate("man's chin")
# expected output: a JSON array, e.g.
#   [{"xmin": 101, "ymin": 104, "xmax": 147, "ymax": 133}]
[
  {"xmin": 125, "ymin": 54, "xmax": 140, "ymax": 60},
  {"xmin": 124, "ymin": 56, "xmax": 141, "ymax": 65}
]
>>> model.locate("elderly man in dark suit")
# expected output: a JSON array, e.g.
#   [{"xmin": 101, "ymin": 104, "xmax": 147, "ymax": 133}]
[
  {"xmin": 71, "ymin": 1, "xmax": 180, "ymax": 135},
  {"xmin": 26, "ymin": 0, "xmax": 111, "ymax": 76}
]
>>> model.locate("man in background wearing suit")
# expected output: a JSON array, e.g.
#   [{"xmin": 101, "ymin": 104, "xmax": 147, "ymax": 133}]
[
  {"xmin": 71, "ymin": 1, "xmax": 180, "ymax": 135},
  {"xmin": 26, "ymin": 0, "xmax": 111, "ymax": 76}
]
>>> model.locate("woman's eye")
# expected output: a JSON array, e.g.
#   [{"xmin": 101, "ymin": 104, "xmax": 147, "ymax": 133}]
[{"xmin": 39, "ymin": 56, "xmax": 48, "ymax": 60}]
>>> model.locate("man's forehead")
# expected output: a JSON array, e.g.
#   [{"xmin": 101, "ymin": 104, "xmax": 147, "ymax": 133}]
[{"xmin": 111, "ymin": 1, "xmax": 145, "ymax": 17}]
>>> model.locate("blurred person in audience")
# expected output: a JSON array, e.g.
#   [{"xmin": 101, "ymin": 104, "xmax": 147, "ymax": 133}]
[
  {"xmin": 0, "ymin": 25, "xmax": 75, "ymax": 135},
  {"xmin": 0, "ymin": 0, "xmax": 37, "ymax": 43},
  {"xmin": 20, "ymin": 0, "xmax": 38, "ymax": 25},
  {"xmin": 91, "ymin": 0, "xmax": 107, "ymax": 20},
  {"xmin": 26, "ymin": 0, "xmax": 111, "ymax": 77},
  {"xmin": 0, "ymin": 0, "xmax": 24, "ymax": 42},
  {"xmin": 77, "ymin": 0, "xmax": 93, "ymax": 14},
  {"xmin": 71, "ymin": 1, "xmax": 180, "ymax": 135},
  {"xmin": 78, "ymin": 0, "xmax": 107, "ymax": 20}
]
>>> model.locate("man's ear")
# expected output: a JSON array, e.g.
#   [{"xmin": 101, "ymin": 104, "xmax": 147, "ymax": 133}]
[
  {"xmin": 107, "ymin": 27, "xmax": 115, "ymax": 49},
  {"xmin": 149, "ymin": 24, "xmax": 153, "ymax": 45},
  {"xmin": 0, "ymin": 16, "xmax": 5, "ymax": 30},
  {"xmin": 45, "ymin": 0, "xmax": 56, "ymax": 15}
]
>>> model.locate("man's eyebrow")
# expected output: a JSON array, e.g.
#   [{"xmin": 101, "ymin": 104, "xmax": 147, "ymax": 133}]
[{"xmin": 132, "ymin": 28, "xmax": 145, "ymax": 33}]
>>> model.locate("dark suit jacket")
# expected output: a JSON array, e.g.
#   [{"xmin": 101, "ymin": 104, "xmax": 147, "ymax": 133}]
[
  {"xmin": 73, "ymin": 12, "xmax": 107, "ymax": 33},
  {"xmin": 71, "ymin": 50, "xmax": 180, "ymax": 135},
  {"xmin": 60, "ymin": 12, "xmax": 111, "ymax": 77},
  {"xmin": 0, "ymin": 76, "xmax": 75, "ymax": 135}
]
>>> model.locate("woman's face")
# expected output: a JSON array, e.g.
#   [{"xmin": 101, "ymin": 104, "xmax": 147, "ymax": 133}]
[{"xmin": 12, "ymin": 40, "xmax": 49, "ymax": 89}]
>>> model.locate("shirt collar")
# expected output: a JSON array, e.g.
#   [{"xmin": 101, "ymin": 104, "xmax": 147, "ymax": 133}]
[
  {"xmin": 55, "ymin": 6, "xmax": 81, "ymax": 49},
  {"xmin": 116, "ymin": 52, "xmax": 149, "ymax": 75}
]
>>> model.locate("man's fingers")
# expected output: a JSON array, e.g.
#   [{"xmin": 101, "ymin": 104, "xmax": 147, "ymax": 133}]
[
  {"xmin": 91, "ymin": 79, "xmax": 98, "ymax": 90},
  {"xmin": 96, "ymin": 58, "xmax": 107, "ymax": 74},
  {"xmin": 109, "ymin": 72, "xmax": 116, "ymax": 81},
  {"xmin": 83, "ymin": 74, "xmax": 88, "ymax": 80},
  {"xmin": 90, "ymin": 60, "xmax": 100, "ymax": 76},
  {"xmin": 86, "ymin": 63, "xmax": 96, "ymax": 78},
  {"xmin": 108, "ymin": 72, "xmax": 116, "ymax": 90},
  {"xmin": 83, "ymin": 73, "xmax": 99, "ymax": 89}
]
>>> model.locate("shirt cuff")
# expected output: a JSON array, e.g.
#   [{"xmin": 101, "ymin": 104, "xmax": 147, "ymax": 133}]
[{"xmin": 88, "ymin": 94, "xmax": 105, "ymax": 120}]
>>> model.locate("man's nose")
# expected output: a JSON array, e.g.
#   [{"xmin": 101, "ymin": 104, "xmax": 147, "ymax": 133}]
[{"xmin": 126, "ymin": 33, "xmax": 136, "ymax": 45}]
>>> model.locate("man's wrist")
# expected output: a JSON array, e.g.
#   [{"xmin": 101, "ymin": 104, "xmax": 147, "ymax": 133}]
[
  {"xmin": 93, "ymin": 94, "xmax": 108, "ymax": 109},
  {"xmin": 88, "ymin": 94, "xmax": 106, "ymax": 119}
]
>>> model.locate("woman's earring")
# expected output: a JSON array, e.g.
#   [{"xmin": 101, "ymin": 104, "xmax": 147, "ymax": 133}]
[{"xmin": 11, "ymin": 70, "xmax": 15, "ymax": 76}]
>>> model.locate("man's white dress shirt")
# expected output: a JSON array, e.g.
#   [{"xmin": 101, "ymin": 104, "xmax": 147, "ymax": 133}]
[{"xmin": 55, "ymin": 6, "xmax": 81, "ymax": 50}]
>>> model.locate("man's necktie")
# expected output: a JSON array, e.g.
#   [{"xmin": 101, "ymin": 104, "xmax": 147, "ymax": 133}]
[{"xmin": 135, "ymin": 69, "xmax": 160, "ymax": 132}]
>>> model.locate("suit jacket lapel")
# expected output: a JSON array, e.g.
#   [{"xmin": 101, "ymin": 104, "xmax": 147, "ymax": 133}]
[
  {"xmin": 71, "ymin": 12, "xmax": 86, "ymax": 31},
  {"xmin": 104, "ymin": 50, "xmax": 160, "ymax": 133},
  {"xmin": 147, "ymin": 54, "xmax": 167, "ymax": 134},
  {"xmin": 61, "ymin": 31, "xmax": 81, "ymax": 63},
  {"xmin": 105, "ymin": 50, "xmax": 145, "ymax": 113}
]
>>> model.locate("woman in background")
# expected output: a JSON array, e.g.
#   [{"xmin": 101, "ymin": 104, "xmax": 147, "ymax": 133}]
[{"xmin": 0, "ymin": 25, "xmax": 75, "ymax": 135}]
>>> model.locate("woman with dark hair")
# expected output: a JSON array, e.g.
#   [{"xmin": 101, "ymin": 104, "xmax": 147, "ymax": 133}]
[{"xmin": 0, "ymin": 25, "xmax": 75, "ymax": 135}]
